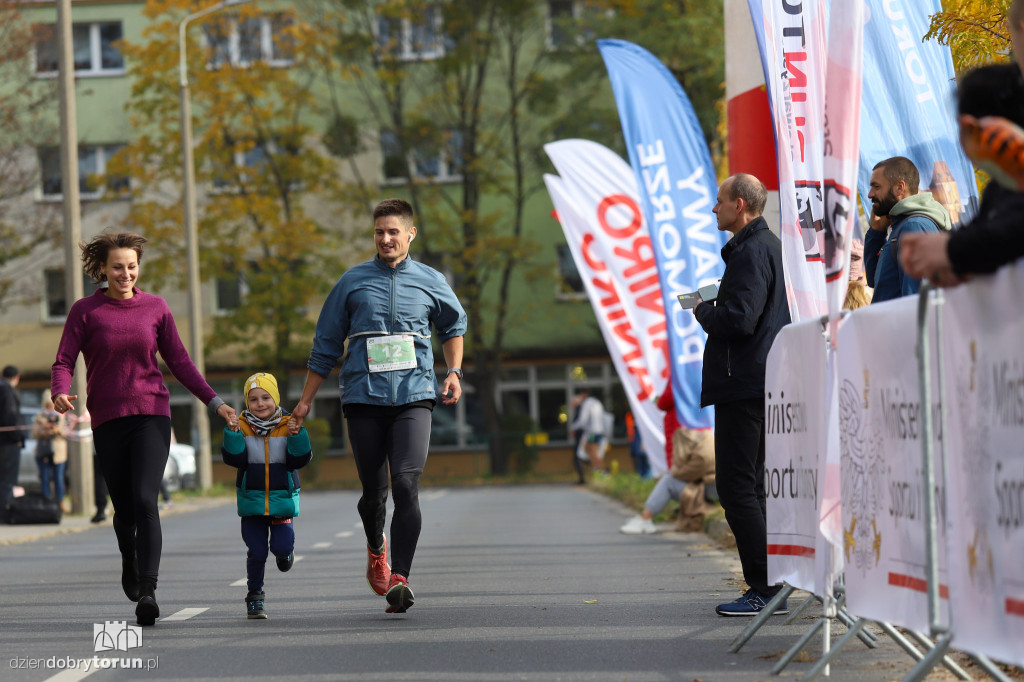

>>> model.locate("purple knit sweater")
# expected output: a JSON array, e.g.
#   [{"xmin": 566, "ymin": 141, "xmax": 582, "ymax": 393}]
[{"xmin": 51, "ymin": 288, "xmax": 219, "ymax": 428}]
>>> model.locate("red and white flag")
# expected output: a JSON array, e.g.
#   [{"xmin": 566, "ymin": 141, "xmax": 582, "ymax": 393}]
[{"xmin": 544, "ymin": 139, "xmax": 670, "ymax": 474}]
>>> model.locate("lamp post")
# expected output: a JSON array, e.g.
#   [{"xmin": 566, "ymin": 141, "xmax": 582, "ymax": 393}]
[{"xmin": 179, "ymin": 0, "xmax": 250, "ymax": 489}]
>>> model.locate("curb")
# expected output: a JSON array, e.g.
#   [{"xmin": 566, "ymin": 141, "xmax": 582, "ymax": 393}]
[{"xmin": 0, "ymin": 496, "xmax": 231, "ymax": 546}]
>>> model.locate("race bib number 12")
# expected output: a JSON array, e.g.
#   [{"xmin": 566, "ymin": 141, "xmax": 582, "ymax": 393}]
[{"xmin": 367, "ymin": 335, "xmax": 417, "ymax": 373}]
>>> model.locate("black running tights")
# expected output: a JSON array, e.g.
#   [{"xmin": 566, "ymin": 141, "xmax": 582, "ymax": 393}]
[
  {"xmin": 93, "ymin": 415, "xmax": 171, "ymax": 587},
  {"xmin": 346, "ymin": 404, "xmax": 432, "ymax": 578}
]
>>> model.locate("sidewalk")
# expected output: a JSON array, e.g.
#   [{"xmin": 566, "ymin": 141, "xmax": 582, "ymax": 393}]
[{"xmin": 0, "ymin": 496, "xmax": 231, "ymax": 546}]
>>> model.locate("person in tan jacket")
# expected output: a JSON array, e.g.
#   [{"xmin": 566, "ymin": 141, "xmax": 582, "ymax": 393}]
[
  {"xmin": 33, "ymin": 390, "xmax": 71, "ymax": 511},
  {"xmin": 620, "ymin": 427, "xmax": 715, "ymax": 534}
]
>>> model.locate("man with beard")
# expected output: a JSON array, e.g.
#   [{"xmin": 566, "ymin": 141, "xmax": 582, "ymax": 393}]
[{"xmin": 864, "ymin": 156, "xmax": 951, "ymax": 303}]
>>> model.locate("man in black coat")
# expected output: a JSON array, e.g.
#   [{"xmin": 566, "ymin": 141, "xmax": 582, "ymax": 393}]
[
  {"xmin": 693, "ymin": 174, "xmax": 791, "ymax": 616},
  {"xmin": 0, "ymin": 365, "xmax": 24, "ymax": 518}
]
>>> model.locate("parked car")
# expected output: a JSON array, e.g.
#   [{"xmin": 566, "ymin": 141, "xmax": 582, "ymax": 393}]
[
  {"xmin": 17, "ymin": 405, "xmax": 197, "ymax": 495},
  {"xmin": 164, "ymin": 436, "xmax": 197, "ymax": 492}
]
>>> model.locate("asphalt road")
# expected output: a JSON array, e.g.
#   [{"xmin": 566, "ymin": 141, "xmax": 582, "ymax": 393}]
[{"xmin": 0, "ymin": 486, "xmax": 959, "ymax": 681}]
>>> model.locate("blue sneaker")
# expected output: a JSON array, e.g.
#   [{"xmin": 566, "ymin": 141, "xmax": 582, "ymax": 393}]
[{"xmin": 715, "ymin": 588, "xmax": 789, "ymax": 616}]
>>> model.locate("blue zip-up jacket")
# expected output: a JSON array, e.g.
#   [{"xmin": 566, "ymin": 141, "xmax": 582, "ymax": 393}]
[
  {"xmin": 308, "ymin": 255, "xmax": 467, "ymax": 406},
  {"xmin": 865, "ymin": 193, "xmax": 948, "ymax": 304}
]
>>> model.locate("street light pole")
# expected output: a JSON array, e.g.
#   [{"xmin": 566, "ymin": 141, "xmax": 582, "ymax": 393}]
[
  {"xmin": 56, "ymin": 0, "xmax": 93, "ymax": 514},
  {"xmin": 178, "ymin": 0, "xmax": 250, "ymax": 490}
]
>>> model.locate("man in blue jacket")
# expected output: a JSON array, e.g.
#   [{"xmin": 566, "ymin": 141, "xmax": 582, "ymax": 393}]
[
  {"xmin": 865, "ymin": 156, "xmax": 950, "ymax": 303},
  {"xmin": 291, "ymin": 198, "xmax": 467, "ymax": 614},
  {"xmin": 693, "ymin": 174, "xmax": 791, "ymax": 616}
]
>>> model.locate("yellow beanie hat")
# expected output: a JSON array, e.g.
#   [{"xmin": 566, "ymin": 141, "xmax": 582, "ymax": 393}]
[{"xmin": 244, "ymin": 372, "xmax": 280, "ymax": 407}]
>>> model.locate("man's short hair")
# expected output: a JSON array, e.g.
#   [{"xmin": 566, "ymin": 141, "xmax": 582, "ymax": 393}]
[
  {"xmin": 872, "ymin": 157, "xmax": 920, "ymax": 194},
  {"xmin": 2, "ymin": 365, "xmax": 18, "ymax": 379},
  {"xmin": 373, "ymin": 198, "xmax": 414, "ymax": 226},
  {"xmin": 958, "ymin": 62, "xmax": 1024, "ymax": 129},
  {"xmin": 729, "ymin": 174, "xmax": 768, "ymax": 216}
]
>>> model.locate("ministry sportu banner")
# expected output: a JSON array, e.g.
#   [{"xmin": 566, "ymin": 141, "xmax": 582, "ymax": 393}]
[
  {"xmin": 836, "ymin": 296, "xmax": 949, "ymax": 634},
  {"xmin": 940, "ymin": 261, "xmax": 1024, "ymax": 667},
  {"xmin": 765, "ymin": 318, "xmax": 831, "ymax": 595}
]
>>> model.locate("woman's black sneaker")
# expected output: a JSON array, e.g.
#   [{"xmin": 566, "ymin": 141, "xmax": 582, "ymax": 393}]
[
  {"xmin": 246, "ymin": 591, "xmax": 267, "ymax": 619},
  {"xmin": 135, "ymin": 583, "xmax": 159, "ymax": 626},
  {"xmin": 276, "ymin": 553, "xmax": 294, "ymax": 572}
]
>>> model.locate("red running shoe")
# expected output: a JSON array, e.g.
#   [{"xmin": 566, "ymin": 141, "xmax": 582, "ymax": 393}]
[
  {"xmin": 366, "ymin": 538, "xmax": 391, "ymax": 596},
  {"xmin": 385, "ymin": 573, "xmax": 415, "ymax": 613}
]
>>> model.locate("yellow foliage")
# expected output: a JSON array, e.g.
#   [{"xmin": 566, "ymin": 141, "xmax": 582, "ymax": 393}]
[{"xmin": 927, "ymin": 0, "xmax": 1012, "ymax": 71}]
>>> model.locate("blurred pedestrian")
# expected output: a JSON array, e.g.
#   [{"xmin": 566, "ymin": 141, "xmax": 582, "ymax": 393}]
[
  {"xmin": 32, "ymin": 390, "xmax": 71, "ymax": 511},
  {"xmin": 0, "ymin": 365, "xmax": 22, "ymax": 520},
  {"xmin": 620, "ymin": 427, "xmax": 714, "ymax": 534}
]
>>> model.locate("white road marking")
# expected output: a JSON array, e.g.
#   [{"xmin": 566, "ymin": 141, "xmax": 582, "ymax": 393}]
[
  {"xmin": 160, "ymin": 607, "xmax": 208, "ymax": 622},
  {"xmin": 335, "ymin": 530, "xmax": 354, "ymax": 538},
  {"xmin": 312, "ymin": 542, "xmax": 331, "ymax": 549}
]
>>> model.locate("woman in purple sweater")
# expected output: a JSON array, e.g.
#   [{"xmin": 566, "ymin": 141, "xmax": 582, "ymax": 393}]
[{"xmin": 51, "ymin": 231, "xmax": 237, "ymax": 626}]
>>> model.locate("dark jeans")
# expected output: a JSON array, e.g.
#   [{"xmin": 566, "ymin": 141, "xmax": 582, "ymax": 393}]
[
  {"xmin": 37, "ymin": 459, "xmax": 67, "ymax": 502},
  {"xmin": 0, "ymin": 443, "xmax": 20, "ymax": 512},
  {"xmin": 714, "ymin": 398, "xmax": 777, "ymax": 596},
  {"xmin": 345, "ymin": 403, "xmax": 432, "ymax": 578},
  {"xmin": 93, "ymin": 415, "xmax": 171, "ymax": 586},
  {"xmin": 241, "ymin": 516, "xmax": 295, "ymax": 593}
]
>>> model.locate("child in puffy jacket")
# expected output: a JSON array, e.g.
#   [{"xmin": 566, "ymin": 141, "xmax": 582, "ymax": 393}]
[{"xmin": 222, "ymin": 372, "xmax": 312, "ymax": 619}]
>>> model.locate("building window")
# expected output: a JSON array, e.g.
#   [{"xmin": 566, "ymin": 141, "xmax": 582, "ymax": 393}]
[
  {"xmin": 376, "ymin": 5, "xmax": 444, "ymax": 61},
  {"xmin": 204, "ymin": 12, "xmax": 294, "ymax": 69},
  {"xmin": 555, "ymin": 245, "xmax": 586, "ymax": 301},
  {"xmin": 38, "ymin": 144, "xmax": 129, "ymax": 200},
  {"xmin": 44, "ymin": 269, "xmax": 101, "ymax": 320},
  {"xmin": 215, "ymin": 274, "xmax": 245, "ymax": 313},
  {"xmin": 34, "ymin": 22, "xmax": 125, "ymax": 76},
  {"xmin": 380, "ymin": 129, "xmax": 462, "ymax": 183},
  {"xmin": 211, "ymin": 138, "xmax": 298, "ymax": 191}
]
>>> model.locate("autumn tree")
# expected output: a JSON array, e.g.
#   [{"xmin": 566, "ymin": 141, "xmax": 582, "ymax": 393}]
[
  {"xmin": 0, "ymin": 0, "xmax": 59, "ymax": 310},
  {"xmin": 115, "ymin": 0, "xmax": 350, "ymax": 392},
  {"xmin": 302, "ymin": 0, "xmax": 705, "ymax": 473},
  {"xmin": 551, "ymin": 0, "xmax": 725, "ymax": 148},
  {"xmin": 304, "ymin": 0, "xmax": 573, "ymax": 473},
  {"xmin": 927, "ymin": 0, "xmax": 1012, "ymax": 71}
]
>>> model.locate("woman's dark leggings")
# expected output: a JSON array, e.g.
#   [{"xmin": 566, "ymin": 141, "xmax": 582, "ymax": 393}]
[
  {"xmin": 93, "ymin": 415, "xmax": 171, "ymax": 587},
  {"xmin": 346, "ymin": 404, "xmax": 432, "ymax": 578}
]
